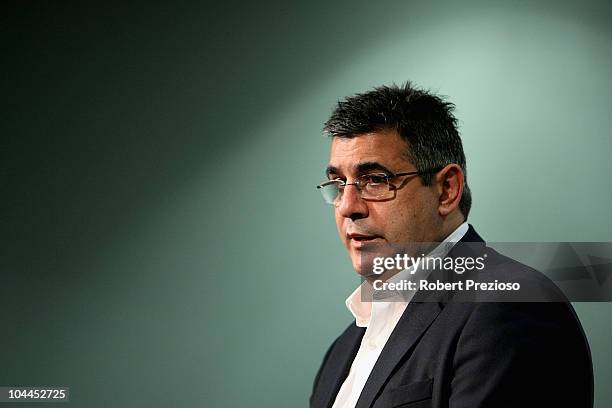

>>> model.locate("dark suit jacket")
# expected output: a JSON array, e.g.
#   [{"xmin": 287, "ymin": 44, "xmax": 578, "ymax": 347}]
[{"xmin": 310, "ymin": 225, "xmax": 593, "ymax": 408}]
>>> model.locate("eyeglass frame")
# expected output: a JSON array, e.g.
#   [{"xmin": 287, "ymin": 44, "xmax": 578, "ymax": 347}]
[{"xmin": 316, "ymin": 167, "xmax": 443, "ymax": 205}]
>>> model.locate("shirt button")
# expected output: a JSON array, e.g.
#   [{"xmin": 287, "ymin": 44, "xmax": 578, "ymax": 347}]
[{"xmin": 367, "ymin": 338, "xmax": 377, "ymax": 349}]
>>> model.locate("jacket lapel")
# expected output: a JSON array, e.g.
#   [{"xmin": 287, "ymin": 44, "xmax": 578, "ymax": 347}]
[
  {"xmin": 313, "ymin": 323, "xmax": 365, "ymax": 408},
  {"xmin": 354, "ymin": 301, "xmax": 442, "ymax": 408}
]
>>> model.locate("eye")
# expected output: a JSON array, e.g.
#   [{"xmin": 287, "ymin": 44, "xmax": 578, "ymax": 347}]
[{"xmin": 363, "ymin": 174, "xmax": 388, "ymax": 185}]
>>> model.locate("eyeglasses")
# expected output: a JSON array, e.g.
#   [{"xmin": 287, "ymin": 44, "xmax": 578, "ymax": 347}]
[{"xmin": 316, "ymin": 169, "xmax": 441, "ymax": 205}]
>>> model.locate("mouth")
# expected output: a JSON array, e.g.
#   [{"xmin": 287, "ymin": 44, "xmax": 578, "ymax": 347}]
[{"xmin": 347, "ymin": 233, "xmax": 384, "ymax": 249}]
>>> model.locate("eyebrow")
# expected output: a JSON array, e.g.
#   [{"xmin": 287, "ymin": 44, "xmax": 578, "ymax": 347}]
[{"xmin": 325, "ymin": 161, "xmax": 395, "ymax": 178}]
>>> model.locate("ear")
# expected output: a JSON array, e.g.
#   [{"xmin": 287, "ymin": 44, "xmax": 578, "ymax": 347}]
[{"xmin": 435, "ymin": 164, "xmax": 464, "ymax": 217}]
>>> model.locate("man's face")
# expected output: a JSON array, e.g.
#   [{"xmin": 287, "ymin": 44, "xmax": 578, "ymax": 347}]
[{"xmin": 326, "ymin": 129, "xmax": 443, "ymax": 276}]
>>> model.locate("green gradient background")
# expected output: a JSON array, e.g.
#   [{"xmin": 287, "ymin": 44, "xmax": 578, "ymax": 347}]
[{"xmin": 2, "ymin": 1, "xmax": 611, "ymax": 407}]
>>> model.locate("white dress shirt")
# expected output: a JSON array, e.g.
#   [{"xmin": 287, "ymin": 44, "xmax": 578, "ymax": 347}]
[{"xmin": 331, "ymin": 222, "xmax": 469, "ymax": 408}]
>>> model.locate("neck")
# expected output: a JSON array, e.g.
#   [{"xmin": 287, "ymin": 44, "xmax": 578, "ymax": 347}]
[{"xmin": 436, "ymin": 212, "xmax": 465, "ymax": 242}]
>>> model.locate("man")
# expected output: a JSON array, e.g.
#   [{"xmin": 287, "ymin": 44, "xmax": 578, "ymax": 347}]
[{"xmin": 310, "ymin": 83, "xmax": 593, "ymax": 408}]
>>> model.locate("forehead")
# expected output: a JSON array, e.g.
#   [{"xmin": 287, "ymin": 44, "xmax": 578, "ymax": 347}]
[{"xmin": 328, "ymin": 130, "xmax": 412, "ymax": 174}]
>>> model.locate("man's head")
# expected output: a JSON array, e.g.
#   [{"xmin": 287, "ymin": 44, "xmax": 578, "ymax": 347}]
[{"xmin": 321, "ymin": 82, "xmax": 471, "ymax": 276}]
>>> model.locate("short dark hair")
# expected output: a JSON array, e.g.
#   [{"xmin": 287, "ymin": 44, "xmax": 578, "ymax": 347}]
[{"xmin": 323, "ymin": 82, "xmax": 472, "ymax": 219}]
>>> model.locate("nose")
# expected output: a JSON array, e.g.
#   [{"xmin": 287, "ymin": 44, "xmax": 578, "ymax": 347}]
[{"xmin": 336, "ymin": 183, "xmax": 369, "ymax": 221}]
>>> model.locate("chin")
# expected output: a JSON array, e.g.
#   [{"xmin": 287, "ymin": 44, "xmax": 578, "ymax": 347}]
[
  {"xmin": 351, "ymin": 257, "xmax": 379, "ymax": 279},
  {"xmin": 350, "ymin": 258, "xmax": 366, "ymax": 277}
]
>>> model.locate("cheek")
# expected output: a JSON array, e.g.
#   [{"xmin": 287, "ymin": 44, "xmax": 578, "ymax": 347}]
[
  {"xmin": 375, "ymin": 200, "xmax": 420, "ymax": 241},
  {"xmin": 368, "ymin": 206, "xmax": 397, "ymax": 241},
  {"xmin": 334, "ymin": 211, "xmax": 341, "ymax": 228},
  {"xmin": 334, "ymin": 213, "xmax": 346, "ymax": 242},
  {"xmin": 386, "ymin": 210, "xmax": 412, "ymax": 239}
]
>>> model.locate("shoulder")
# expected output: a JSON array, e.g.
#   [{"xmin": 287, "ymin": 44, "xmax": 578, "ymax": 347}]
[{"xmin": 453, "ymin": 244, "xmax": 570, "ymax": 302}]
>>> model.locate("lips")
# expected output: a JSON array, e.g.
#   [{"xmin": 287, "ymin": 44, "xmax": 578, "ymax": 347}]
[
  {"xmin": 347, "ymin": 233, "xmax": 384, "ymax": 249},
  {"xmin": 348, "ymin": 233, "xmax": 377, "ymax": 240}
]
